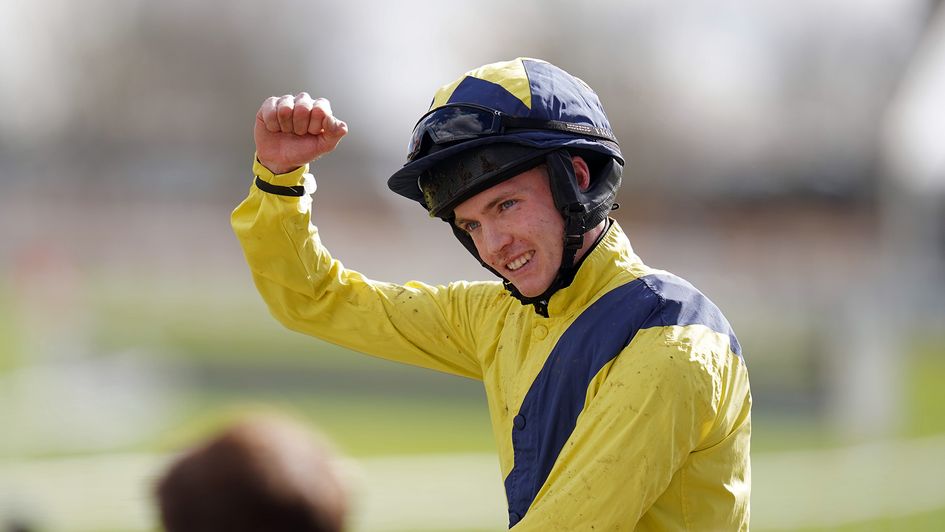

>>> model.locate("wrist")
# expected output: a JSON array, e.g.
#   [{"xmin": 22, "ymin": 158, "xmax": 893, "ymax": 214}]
[
  {"xmin": 252, "ymin": 153, "xmax": 309, "ymax": 183},
  {"xmin": 259, "ymin": 160, "xmax": 301, "ymax": 176}
]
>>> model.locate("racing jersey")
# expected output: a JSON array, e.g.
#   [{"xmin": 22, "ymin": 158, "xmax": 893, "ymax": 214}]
[{"xmin": 232, "ymin": 159, "xmax": 751, "ymax": 530}]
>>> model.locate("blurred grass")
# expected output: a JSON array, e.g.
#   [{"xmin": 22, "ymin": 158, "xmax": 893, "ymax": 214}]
[
  {"xmin": 752, "ymin": 332, "xmax": 945, "ymax": 453},
  {"xmin": 0, "ymin": 284, "xmax": 21, "ymax": 372},
  {"xmin": 88, "ymin": 278, "xmax": 363, "ymax": 367},
  {"xmin": 151, "ymin": 388, "xmax": 496, "ymax": 457},
  {"xmin": 792, "ymin": 506, "xmax": 945, "ymax": 532},
  {"xmin": 905, "ymin": 334, "xmax": 945, "ymax": 437}
]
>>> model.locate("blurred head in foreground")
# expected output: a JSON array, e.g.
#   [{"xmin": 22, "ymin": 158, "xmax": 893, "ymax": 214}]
[{"xmin": 155, "ymin": 415, "xmax": 348, "ymax": 532}]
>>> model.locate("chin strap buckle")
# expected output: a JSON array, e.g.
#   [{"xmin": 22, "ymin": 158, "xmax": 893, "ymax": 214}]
[
  {"xmin": 562, "ymin": 202, "xmax": 587, "ymax": 252},
  {"xmin": 564, "ymin": 234, "xmax": 583, "ymax": 250},
  {"xmin": 563, "ymin": 203, "xmax": 588, "ymax": 217}
]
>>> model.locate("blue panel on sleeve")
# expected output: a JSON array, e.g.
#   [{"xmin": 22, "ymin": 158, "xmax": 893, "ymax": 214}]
[{"xmin": 503, "ymin": 272, "xmax": 741, "ymax": 527}]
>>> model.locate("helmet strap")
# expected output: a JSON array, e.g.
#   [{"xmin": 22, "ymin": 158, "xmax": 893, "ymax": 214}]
[{"xmin": 518, "ymin": 150, "xmax": 591, "ymax": 316}]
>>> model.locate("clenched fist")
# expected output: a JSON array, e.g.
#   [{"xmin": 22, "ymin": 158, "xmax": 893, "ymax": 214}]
[{"xmin": 254, "ymin": 92, "xmax": 348, "ymax": 175}]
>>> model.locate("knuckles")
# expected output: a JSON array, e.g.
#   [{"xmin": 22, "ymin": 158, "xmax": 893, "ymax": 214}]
[
  {"xmin": 277, "ymin": 103, "xmax": 295, "ymax": 117},
  {"xmin": 258, "ymin": 94, "xmax": 338, "ymax": 136},
  {"xmin": 308, "ymin": 107, "xmax": 327, "ymax": 122}
]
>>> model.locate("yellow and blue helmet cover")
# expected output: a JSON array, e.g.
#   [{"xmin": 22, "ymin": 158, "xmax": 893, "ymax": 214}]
[{"xmin": 388, "ymin": 57, "xmax": 624, "ymax": 208}]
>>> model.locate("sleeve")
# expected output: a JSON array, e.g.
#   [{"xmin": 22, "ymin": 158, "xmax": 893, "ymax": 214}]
[
  {"xmin": 512, "ymin": 325, "xmax": 743, "ymax": 530},
  {"xmin": 230, "ymin": 157, "xmax": 488, "ymax": 380}
]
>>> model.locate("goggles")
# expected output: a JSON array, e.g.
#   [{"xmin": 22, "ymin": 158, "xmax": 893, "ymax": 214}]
[{"xmin": 406, "ymin": 103, "xmax": 618, "ymax": 162}]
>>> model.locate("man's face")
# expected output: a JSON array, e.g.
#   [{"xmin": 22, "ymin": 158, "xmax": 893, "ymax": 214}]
[{"xmin": 453, "ymin": 166, "xmax": 563, "ymax": 298}]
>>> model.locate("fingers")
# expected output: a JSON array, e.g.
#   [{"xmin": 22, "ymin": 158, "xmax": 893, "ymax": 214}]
[
  {"xmin": 293, "ymin": 92, "xmax": 315, "ymax": 135},
  {"xmin": 276, "ymin": 94, "xmax": 295, "ymax": 131},
  {"xmin": 257, "ymin": 93, "xmax": 345, "ymax": 137},
  {"xmin": 308, "ymin": 98, "xmax": 337, "ymax": 135},
  {"xmin": 258, "ymin": 96, "xmax": 281, "ymax": 132}
]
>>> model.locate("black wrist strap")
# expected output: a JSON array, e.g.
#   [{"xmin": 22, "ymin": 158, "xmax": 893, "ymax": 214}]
[{"xmin": 254, "ymin": 176, "xmax": 306, "ymax": 197}]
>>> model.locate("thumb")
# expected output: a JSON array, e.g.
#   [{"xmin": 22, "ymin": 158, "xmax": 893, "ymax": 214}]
[{"xmin": 318, "ymin": 116, "xmax": 348, "ymax": 151}]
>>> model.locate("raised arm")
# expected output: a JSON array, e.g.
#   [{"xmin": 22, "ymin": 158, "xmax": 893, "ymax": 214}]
[{"xmin": 232, "ymin": 95, "xmax": 491, "ymax": 380}]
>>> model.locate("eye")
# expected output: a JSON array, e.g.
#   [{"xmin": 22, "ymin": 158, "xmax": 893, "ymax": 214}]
[
  {"xmin": 499, "ymin": 199, "xmax": 517, "ymax": 211},
  {"xmin": 460, "ymin": 220, "xmax": 480, "ymax": 233}
]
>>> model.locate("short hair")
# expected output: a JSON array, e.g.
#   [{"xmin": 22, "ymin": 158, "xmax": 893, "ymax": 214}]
[{"xmin": 155, "ymin": 415, "xmax": 348, "ymax": 532}]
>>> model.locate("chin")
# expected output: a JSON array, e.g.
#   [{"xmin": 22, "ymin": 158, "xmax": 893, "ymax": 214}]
[
  {"xmin": 513, "ymin": 282, "xmax": 550, "ymax": 299},
  {"xmin": 504, "ymin": 267, "xmax": 554, "ymax": 299}
]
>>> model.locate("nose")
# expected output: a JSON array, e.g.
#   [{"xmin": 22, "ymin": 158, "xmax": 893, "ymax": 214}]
[{"xmin": 476, "ymin": 221, "xmax": 513, "ymax": 258}]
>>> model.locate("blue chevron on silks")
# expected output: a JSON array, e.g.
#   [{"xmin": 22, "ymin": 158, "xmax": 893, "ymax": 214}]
[{"xmin": 503, "ymin": 272, "xmax": 742, "ymax": 528}]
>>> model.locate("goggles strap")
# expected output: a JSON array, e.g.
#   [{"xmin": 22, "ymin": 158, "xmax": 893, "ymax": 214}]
[{"xmin": 408, "ymin": 104, "xmax": 619, "ymax": 162}]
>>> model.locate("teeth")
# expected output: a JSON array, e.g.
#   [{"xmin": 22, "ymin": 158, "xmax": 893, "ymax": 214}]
[{"xmin": 506, "ymin": 251, "xmax": 534, "ymax": 271}]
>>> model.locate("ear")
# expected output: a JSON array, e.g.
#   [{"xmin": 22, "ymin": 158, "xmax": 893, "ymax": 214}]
[{"xmin": 571, "ymin": 155, "xmax": 591, "ymax": 191}]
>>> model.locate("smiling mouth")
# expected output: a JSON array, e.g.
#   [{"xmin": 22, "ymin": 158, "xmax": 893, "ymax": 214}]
[{"xmin": 505, "ymin": 251, "xmax": 535, "ymax": 272}]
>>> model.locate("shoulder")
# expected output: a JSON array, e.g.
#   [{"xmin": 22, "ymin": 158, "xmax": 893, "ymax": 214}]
[
  {"xmin": 624, "ymin": 270, "xmax": 742, "ymax": 360},
  {"xmin": 615, "ymin": 271, "xmax": 745, "ymax": 409}
]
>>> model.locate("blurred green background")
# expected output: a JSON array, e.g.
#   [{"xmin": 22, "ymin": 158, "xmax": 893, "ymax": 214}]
[{"xmin": 2, "ymin": 0, "xmax": 944, "ymax": 530}]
